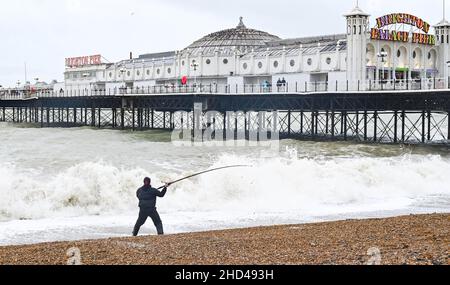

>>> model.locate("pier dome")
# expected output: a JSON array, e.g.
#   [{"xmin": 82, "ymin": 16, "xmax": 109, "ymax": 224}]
[{"xmin": 183, "ymin": 17, "xmax": 280, "ymax": 56}]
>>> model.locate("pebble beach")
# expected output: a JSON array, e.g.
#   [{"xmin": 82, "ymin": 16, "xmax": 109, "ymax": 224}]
[{"xmin": 0, "ymin": 214, "xmax": 448, "ymax": 265}]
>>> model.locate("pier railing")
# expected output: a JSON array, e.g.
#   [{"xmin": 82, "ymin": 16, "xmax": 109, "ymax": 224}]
[{"xmin": 0, "ymin": 78, "xmax": 448, "ymax": 100}]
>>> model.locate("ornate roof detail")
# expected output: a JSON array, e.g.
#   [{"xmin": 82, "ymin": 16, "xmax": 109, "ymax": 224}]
[{"xmin": 183, "ymin": 18, "xmax": 280, "ymax": 56}]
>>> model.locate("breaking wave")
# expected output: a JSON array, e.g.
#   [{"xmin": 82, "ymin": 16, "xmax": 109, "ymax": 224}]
[{"xmin": 1, "ymin": 151, "xmax": 449, "ymax": 221}]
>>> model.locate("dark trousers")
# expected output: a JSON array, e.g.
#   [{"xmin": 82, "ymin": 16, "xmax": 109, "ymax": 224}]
[{"xmin": 133, "ymin": 208, "xmax": 164, "ymax": 236}]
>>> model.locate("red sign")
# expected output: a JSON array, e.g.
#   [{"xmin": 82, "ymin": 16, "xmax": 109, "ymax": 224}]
[
  {"xmin": 65, "ymin": 55, "xmax": 102, "ymax": 67},
  {"xmin": 181, "ymin": 76, "xmax": 188, "ymax": 85}
]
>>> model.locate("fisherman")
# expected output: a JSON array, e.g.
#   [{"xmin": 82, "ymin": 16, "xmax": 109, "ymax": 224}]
[{"xmin": 133, "ymin": 177, "xmax": 170, "ymax": 236}]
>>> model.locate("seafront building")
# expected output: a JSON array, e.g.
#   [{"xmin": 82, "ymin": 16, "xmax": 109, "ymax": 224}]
[{"xmin": 3, "ymin": 2, "xmax": 450, "ymax": 97}]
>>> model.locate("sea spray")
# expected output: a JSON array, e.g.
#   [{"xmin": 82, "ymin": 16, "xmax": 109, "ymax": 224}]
[{"xmin": 1, "ymin": 153, "xmax": 449, "ymax": 221}]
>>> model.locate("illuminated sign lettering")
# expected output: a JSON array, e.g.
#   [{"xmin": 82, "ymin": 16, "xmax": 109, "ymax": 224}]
[
  {"xmin": 65, "ymin": 55, "xmax": 102, "ymax": 67},
  {"xmin": 371, "ymin": 13, "xmax": 436, "ymax": 46}
]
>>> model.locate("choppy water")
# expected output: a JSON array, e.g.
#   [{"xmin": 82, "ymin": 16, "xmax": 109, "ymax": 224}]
[{"xmin": 0, "ymin": 122, "xmax": 449, "ymax": 245}]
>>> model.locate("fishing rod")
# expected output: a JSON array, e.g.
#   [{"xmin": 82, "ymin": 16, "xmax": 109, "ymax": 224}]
[{"xmin": 157, "ymin": 165, "xmax": 252, "ymax": 190}]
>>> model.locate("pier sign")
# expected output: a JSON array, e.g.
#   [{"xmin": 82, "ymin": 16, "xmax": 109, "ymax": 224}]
[
  {"xmin": 370, "ymin": 13, "xmax": 436, "ymax": 46},
  {"xmin": 65, "ymin": 55, "xmax": 102, "ymax": 67}
]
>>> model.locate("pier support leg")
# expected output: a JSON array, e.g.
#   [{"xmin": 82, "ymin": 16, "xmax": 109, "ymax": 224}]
[
  {"xmin": 151, "ymin": 109, "xmax": 154, "ymax": 129},
  {"xmin": 394, "ymin": 111, "xmax": 398, "ymax": 143},
  {"xmin": 46, "ymin": 108, "xmax": 50, "ymax": 127},
  {"xmin": 373, "ymin": 111, "xmax": 378, "ymax": 142},
  {"xmin": 363, "ymin": 111, "xmax": 368, "ymax": 141},
  {"xmin": 448, "ymin": 111, "xmax": 450, "ymax": 140},
  {"xmin": 427, "ymin": 111, "xmax": 431, "ymax": 142},
  {"xmin": 343, "ymin": 111, "xmax": 348, "ymax": 141},
  {"xmin": 91, "ymin": 108, "xmax": 95, "ymax": 127},
  {"xmin": 132, "ymin": 107, "xmax": 135, "ymax": 131},
  {"xmin": 98, "ymin": 108, "xmax": 101, "ymax": 128},
  {"xmin": 355, "ymin": 111, "xmax": 359, "ymax": 137},
  {"xmin": 288, "ymin": 110, "xmax": 291, "ymax": 136},
  {"xmin": 300, "ymin": 111, "xmax": 304, "ymax": 135},
  {"xmin": 40, "ymin": 107, "xmax": 44, "ymax": 128},
  {"xmin": 421, "ymin": 111, "xmax": 426, "ymax": 143},
  {"xmin": 331, "ymin": 110, "xmax": 335, "ymax": 138},
  {"xmin": 401, "ymin": 111, "xmax": 406, "ymax": 142},
  {"xmin": 121, "ymin": 108, "xmax": 125, "ymax": 130}
]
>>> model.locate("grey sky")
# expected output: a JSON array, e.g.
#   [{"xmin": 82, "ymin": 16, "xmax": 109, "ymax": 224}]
[{"xmin": 0, "ymin": 0, "xmax": 446, "ymax": 86}]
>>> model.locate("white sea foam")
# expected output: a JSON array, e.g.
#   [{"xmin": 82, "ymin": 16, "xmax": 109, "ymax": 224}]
[{"xmin": 0, "ymin": 152, "xmax": 449, "ymax": 221}]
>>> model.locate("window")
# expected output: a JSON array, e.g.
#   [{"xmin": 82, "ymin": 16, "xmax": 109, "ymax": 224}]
[
  {"xmin": 146, "ymin": 70, "xmax": 150, "ymax": 76},
  {"xmin": 258, "ymin": 62, "xmax": 263, "ymax": 69},
  {"xmin": 397, "ymin": 50, "xmax": 401, "ymax": 58},
  {"xmin": 136, "ymin": 70, "xmax": 140, "ymax": 76},
  {"xmin": 206, "ymin": 59, "xmax": 211, "ymax": 65},
  {"xmin": 307, "ymin": 58, "xmax": 313, "ymax": 66},
  {"xmin": 182, "ymin": 60, "xmax": 185, "ymax": 66},
  {"xmin": 223, "ymin": 58, "xmax": 229, "ymax": 64},
  {"xmin": 413, "ymin": 51, "xmax": 417, "ymax": 59},
  {"xmin": 290, "ymin": 60, "xmax": 295, "ymax": 67},
  {"xmin": 353, "ymin": 25, "xmax": 356, "ymax": 35},
  {"xmin": 243, "ymin": 63, "xmax": 248, "ymax": 69},
  {"xmin": 326, "ymin": 57, "xmax": 332, "ymax": 65},
  {"xmin": 127, "ymin": 71, "xmax": 131, "ymax": 76},
  {"xmin": 167, "ymin": 68, "xmax": 171, "ymax": 74},
  {"xmin": 157, "ymin": 69, "xmax": 160, "ymax": 75},
  {"xmin": 428, "ymin": 52, "xmax": 432, "ymax": 60},
  {"xmin": 273, "ymin": 61, "xmax": 279, "ymax": 68},
  {"xmin": 347, "ymin": 25, "xmax": 351, "ymax": 35},
  {"xmin": 359, "ymin": 25, "xmax": 362, "ymax": 35}
]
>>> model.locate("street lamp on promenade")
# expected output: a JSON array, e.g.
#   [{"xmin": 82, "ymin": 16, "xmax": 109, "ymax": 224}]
[
  {"xmin": 377, "ymin": 51, "xmax": 388, "ymax": 86},
  {"xmin": 191, "ymin": 60, "xmax": 199, "ymax": 93},
  {"xmin": 119, "ymin": 67, "xmax": 126, "ymax": 94}
]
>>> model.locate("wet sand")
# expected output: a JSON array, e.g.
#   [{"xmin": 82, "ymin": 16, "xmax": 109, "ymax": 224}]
[{"xmin": 0, "ymin": 214, "xmax": 448, "ymax": 265}]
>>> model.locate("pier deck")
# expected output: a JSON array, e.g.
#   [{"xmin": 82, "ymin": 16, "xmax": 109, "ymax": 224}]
[{"xmin": 1, "ymin": 90, "xmax": 450, "ymax": 145}]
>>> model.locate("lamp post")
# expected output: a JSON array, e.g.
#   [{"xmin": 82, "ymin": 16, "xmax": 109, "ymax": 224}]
[
  {"xmin": 119, "ymin": 67, "xmax": 126, "ymax": 94},
  {"xmin": 377, "ymin": 51, "xmax": 388, "ymax": 87},
  {"xmin": 191, "ymin": 59, "xmax": 199, "ymax": 93}
]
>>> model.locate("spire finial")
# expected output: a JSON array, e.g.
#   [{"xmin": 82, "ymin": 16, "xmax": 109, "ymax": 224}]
[
  {"xmin": 444, "ymin": 0, "xmax": 446, "ymax": 21},
  {"xmin": 237, "ymin": 16, "xmax": 246, "ymax": 29}
]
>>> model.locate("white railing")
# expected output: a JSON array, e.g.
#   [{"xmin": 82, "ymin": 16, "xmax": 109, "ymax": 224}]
[{"xmin": 1, "ymin": 78, "xmax": 449, "ymax": 100}]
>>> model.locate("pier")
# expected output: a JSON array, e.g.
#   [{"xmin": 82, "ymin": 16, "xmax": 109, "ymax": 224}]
[{"xmin": 1, "ymin": 90, "xmax": 450, "ymax": 145}]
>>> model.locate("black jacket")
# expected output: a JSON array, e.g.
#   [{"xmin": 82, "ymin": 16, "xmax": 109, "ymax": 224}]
[{"xmin": 137, "ymin": 185, "xmax": 167, "ymax": 209}]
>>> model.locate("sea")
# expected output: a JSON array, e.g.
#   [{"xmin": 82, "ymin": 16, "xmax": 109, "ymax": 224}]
[{"xmin": 0, "ymin": 122, "xmax": 449, "ymax": 245}]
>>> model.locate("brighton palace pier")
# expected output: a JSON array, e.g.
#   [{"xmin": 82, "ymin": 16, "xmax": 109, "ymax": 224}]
[
  {"xmin": 2, "ymin": 3, "xmax": 450, "ymax": 146},
  {"xmin": 55, "ymin": 3, "xmax": 450, "ymax": 94}
]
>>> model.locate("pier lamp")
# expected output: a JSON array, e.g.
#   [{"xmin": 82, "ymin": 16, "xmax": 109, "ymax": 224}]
[
  {"xmin": 377, "ymin": 51, "xmax": 388, "ymax": 84},
  {"xmin": 191, "ymin": 60, "xmax": 199, "ymax": 93},
  {"xmin": 119, "ymin": 67, "xmax": 127, "ymax": 94}
]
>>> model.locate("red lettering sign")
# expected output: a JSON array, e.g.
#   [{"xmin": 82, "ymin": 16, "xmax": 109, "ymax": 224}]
[{"xmin": 65, "ymin": 55, "xmax": 102, "ymax": 67}]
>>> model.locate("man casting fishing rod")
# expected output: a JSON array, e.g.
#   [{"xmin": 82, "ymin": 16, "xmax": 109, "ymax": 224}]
[
  {"xmin": 133, "ymin": 165, "xmax": 250, "ymax": 237},
  {"xmin": 133, "ymin": 177, "xmax": 170, "ymax": 236}
]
